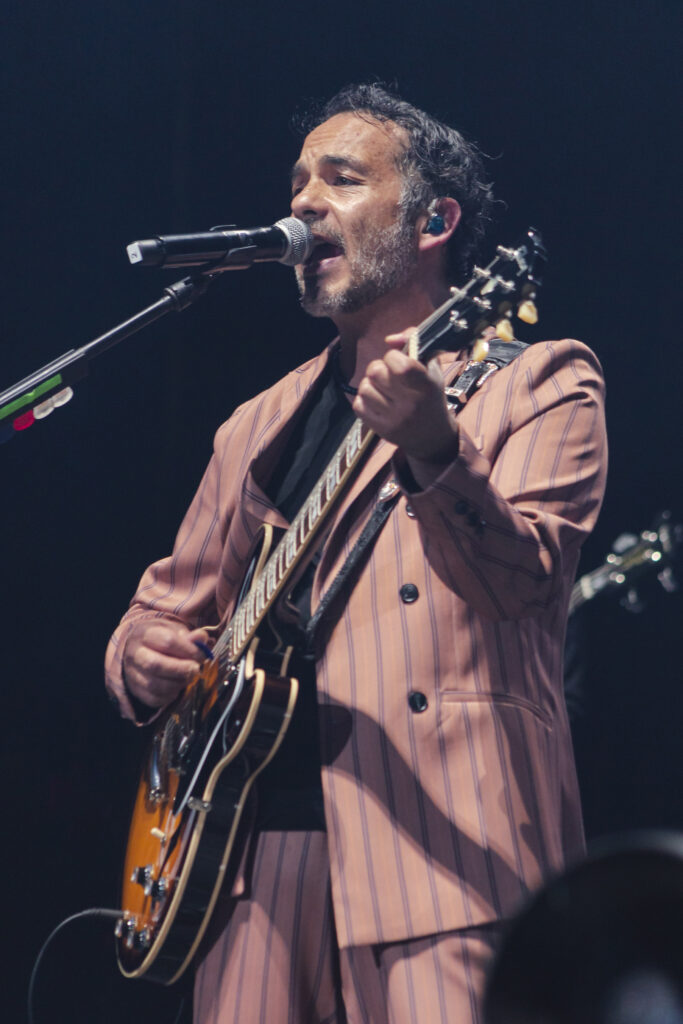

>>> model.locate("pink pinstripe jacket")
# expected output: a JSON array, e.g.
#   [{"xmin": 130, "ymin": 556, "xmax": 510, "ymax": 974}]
[{"xmin": 105, "ymin": 337, "xmax": 607, "ymax": 947}]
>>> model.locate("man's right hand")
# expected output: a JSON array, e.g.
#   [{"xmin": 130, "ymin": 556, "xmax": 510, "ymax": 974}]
[{"xmin": 122, "ymin": 620, "xmax": 212, "ymax": 710}]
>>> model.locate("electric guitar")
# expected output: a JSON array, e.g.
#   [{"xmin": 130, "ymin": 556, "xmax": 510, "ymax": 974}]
[
  {"xmin": 569, "ymin": 510, "xmax": 680, "ymax": 616},
  {"xmin": 115, "ymin": 229, "xmax": 547, "ymax": 983}
]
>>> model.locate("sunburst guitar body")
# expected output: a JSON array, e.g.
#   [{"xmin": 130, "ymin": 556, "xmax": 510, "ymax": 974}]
[{"xmin": 117, "ymin": 525, "xmax": 298, "ymax": 984}]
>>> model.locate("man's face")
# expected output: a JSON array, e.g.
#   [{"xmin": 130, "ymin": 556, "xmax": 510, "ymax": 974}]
[{"xmin": 290, "ymin": 112, "xmax": 418, "ymax": 318}]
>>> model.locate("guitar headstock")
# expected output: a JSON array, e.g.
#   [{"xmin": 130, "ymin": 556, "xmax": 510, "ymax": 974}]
[
  {"xmin": 417, "ymin": 227, "xmax": 547, "ymax": 364},
  {"xmin": 571, "ymin": 510, "xmax": 681, "ymax": 614}
]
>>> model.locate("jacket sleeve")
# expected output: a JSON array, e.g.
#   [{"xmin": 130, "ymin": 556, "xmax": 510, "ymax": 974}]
[
  {"xmin": 393, "ymin": 339, "xmax": 607, "ymax": 620},
  {"xmin": 104, "ymin": 418, "xmax": 235, "ymax": 722}
]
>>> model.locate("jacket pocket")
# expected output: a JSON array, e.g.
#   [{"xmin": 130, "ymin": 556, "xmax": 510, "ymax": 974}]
[{"xmin": 439, "ymin": 690, "xmax": 552, "ymax": 730}]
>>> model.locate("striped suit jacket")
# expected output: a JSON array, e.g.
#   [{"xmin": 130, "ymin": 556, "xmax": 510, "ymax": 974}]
[{"xmin": 105, "ymin": 336, "xmax": 607, "ymax": 948}]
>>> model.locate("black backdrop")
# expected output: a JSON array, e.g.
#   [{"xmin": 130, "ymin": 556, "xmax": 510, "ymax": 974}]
[{"xmin": 3, "ymin": 2, "xmax": 682, "ymax": 1021}]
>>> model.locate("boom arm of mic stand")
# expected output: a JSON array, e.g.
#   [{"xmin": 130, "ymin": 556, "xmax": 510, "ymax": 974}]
[{"xmin": 0, "ymin": 273, "xmax": 213, "ymax": 442}]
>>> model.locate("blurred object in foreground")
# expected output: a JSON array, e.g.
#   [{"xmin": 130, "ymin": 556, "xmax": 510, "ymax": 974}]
[{"xmin": 484, "ymin": 833, "xmax": 683, "ymax": 1024}]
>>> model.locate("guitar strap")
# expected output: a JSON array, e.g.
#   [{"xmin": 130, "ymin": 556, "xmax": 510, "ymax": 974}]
[{"xmin": 303, "ymin": 338, "xmax": 528, "ymax": 657}]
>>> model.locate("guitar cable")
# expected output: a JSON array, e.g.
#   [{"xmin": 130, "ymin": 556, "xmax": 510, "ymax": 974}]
[{"xmin": 28, "ymin": 907, "xmax": 187, "ymax": 1024}]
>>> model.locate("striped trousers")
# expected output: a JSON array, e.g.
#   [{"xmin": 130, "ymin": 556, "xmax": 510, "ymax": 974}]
[{"xmin": 194, "ymin": 831, "xmax": 499, "ymax": 1024}]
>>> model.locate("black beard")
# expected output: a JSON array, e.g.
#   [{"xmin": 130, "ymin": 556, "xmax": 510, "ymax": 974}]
[{"xmin": 296, "ymin": 213, "xmax": 417, "ymax": 318}]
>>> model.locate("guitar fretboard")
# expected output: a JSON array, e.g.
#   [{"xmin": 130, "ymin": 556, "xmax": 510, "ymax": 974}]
[{"xmin": 214, "ymin": 414, "xmax": 375, "ymax": 663}]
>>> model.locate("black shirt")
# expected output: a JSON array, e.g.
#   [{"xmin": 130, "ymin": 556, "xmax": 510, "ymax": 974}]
[{"xmin": 255, "ymin": 365, "xmax": 356, "ymax": 830}]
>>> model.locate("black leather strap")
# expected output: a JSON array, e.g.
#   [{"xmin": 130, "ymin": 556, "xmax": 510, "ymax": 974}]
[
  {"xmin": 445, "ymin": 339, "xmax": 528, "ymax": 407},
  {"xmin": 303, "ymin": 484, "xmax": 400, "ymax": 656}
]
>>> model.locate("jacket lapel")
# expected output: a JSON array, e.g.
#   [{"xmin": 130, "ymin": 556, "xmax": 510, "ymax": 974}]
[{"xmin": 238, "ymin": 345, "xmax": 333, "ymax": 536}]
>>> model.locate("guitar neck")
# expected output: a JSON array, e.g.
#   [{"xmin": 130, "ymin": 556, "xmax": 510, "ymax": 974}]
[
  {"xmin": 569, "ymin": 567, "xmax": 611, "ymax": 614},
  {"xmin": 216, "ymin": 413, "xmax": 377, "ymax": 663},
  {"xmin": 569, "ymin": 513, "xmax": 679, "ymax": 616}
]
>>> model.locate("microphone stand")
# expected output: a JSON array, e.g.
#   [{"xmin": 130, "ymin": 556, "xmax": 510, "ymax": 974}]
[{"xmin": 0, "ymin": 273, "xmax": 214, "ymax": 442}]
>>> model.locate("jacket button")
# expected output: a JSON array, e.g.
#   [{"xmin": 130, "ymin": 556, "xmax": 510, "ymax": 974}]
[
  {"xmin": 454, "ymin": 500, "xmax": 469, "ymax": 515},
  {"xmin": 399, "ymin": 583, "xmax": 419, "ymax": 603},
  {"xmin": 467, "ymin": 510, "xmax": 481, "ymax": 528},
  {"xmin": 405, "ymin": 503, "xmax": 416, "ymax": 518},
  {"xmin": 408, "ymin": 691, "xmax": 428, "ymax": 712}
]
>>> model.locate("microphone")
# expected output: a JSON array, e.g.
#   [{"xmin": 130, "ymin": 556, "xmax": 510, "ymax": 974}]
[{"xmin": 126, "ymin": 217, "xmax": 314, "ymax": 270}]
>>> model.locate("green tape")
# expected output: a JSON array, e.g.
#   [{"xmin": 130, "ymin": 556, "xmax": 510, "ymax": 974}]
[{"xmin": 0, "ymin": 374, "xmax": 63, "ymax": 422}]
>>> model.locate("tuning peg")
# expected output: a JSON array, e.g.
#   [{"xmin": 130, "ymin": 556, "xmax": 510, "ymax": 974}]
[
  {"xmin": 517, "ymin": 299, "xmax": 538, "ymax": 325},
  {"xmin": 620, "ymin": 587, "xmax": 645, "ymax": 614},
  {"xmin": 471, "ymin": 337, "xmax": 490, "ymax": 362},
  {"xmin": 658, "ymin": 566, "xmax": 679, "ymax": 594},
  {"xmin": 611, "ymin": 532, "xmax": 638, "ymax": 555},
  {"xmin": 495, "ymin": 318, "xmax": 515, "ymax": 342}
]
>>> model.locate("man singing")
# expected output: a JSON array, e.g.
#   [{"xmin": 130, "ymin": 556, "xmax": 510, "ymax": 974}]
[{"xmin": 106, "ymin": 84, "xmax": 607, "ymax": 1022}]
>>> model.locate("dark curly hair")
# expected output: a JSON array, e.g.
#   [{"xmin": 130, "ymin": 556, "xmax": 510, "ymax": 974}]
[{"xmin": 296, "ymin": 83, "xmax": 495, "ymax": 282}]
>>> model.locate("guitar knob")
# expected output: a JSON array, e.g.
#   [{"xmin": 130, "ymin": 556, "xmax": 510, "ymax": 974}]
[
  {"xmin": 144, "ymin": 876, "xmax": 168, "ymax": 900},
  {"xmin": 115, "ymin": 915, "xmax": 132, "ymax": 938},
  {"xmin": 115, "ymin": 915, "xmax": 138, "ymax": 948},
  {"xmin": 133, "ymin": 927, "xmax": 152, "ymax": 950},
  {"xmin": 131, "ymin": 864, "xmax": 153, "ymax": 888}
]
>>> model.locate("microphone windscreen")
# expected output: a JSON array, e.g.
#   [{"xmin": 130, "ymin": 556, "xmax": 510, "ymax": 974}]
[{"xmin": 275, "ymin": 217, "xmax": 314, "ymax": 265}]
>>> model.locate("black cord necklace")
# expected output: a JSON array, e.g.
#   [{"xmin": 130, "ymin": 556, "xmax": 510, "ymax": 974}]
[{"xmin": 331, "ymin": 346, "xmax": 358, "ymax": 396}]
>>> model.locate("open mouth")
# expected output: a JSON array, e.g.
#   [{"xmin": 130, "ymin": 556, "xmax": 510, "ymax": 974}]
[{"xmin": 303, "ymin": 240, "xmax": 344, "ymax": 275}]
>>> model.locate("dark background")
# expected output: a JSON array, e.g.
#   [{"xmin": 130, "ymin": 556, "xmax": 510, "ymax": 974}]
[{"xmin": 3, "ymin": 1, "xmax": 681, "ymax": 1021}]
